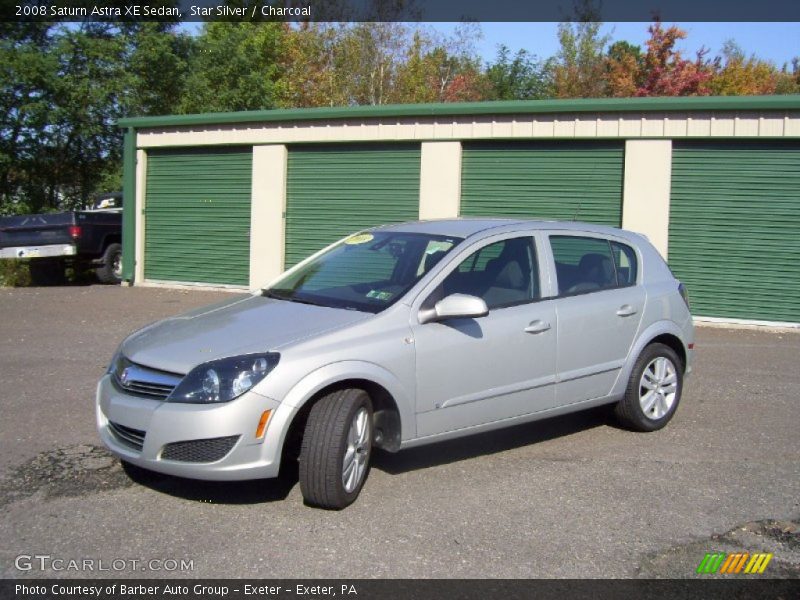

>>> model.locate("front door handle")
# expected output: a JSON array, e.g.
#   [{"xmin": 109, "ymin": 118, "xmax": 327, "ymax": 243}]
[
  {"xmin": 616, "ymin": 304, "xmax": 637, "ymax": 317},
  {"xmin": 524, "ymin": 320, "xmax": 551, "ymax": 334}
]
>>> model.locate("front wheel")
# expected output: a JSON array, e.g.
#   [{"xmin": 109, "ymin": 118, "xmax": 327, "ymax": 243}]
[
  {"xmin": 614, "ymin": 343, "xmax": 683, "ymax": 432},
  {"xmin": 299, "ymin": 389, "xmax": 373, "ymax": 509}
]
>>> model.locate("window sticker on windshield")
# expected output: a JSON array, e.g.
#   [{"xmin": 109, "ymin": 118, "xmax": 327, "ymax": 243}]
[
  {"xmin": 366, "ymin": 290, "xmax": 393, "ymax": 301},
  {"xmin": 344, "ymin": 233, "xmax": 374, "ymax": 245},
  {"xmin": 426, "ymin": 241, "xmax": 454, "ymax": 254}
]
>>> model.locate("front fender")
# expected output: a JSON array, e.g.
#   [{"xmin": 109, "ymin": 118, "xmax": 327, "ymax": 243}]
[
  {"xmin": 280, "ymin": 360, "xmax": 416, "ymax": 441},
  {"xmin": 610, "ymin": 319, "xmax": 692, "ymax": 398}
]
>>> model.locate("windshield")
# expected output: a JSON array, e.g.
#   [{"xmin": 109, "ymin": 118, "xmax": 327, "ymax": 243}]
[{"xmin": 264, "ymin": 231, "xmax": 462, "ymax": 313}]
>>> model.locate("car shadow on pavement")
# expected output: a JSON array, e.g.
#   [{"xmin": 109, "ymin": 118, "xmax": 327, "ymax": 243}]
[
  {"xmin": 120, "ymin": 459, "xmax": 299, "ymax": 505},
  {"xmin": 118, "ymin": 408, "xmax": 610, "ymax": 503},
  {"xmin": 372, "ymin": 407, "xmax": 611, "ymax": 475}
]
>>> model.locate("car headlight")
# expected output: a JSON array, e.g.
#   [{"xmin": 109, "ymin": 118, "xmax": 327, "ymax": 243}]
[{"xmin": 167, "ymin": 353, "xmax": 280, "ymax": 404}]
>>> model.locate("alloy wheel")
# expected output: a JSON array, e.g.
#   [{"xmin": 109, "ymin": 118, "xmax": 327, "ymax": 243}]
[
  {"xmin": 342, "ymin": 407, "xmax": 370, "ymax": 493},
  {"xmin": 639, "ymin": 356, "xmax": 678, "ymax": 420}
]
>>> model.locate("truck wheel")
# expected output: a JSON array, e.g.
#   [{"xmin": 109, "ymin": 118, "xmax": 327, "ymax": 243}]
[
  {"xmin": 96, "ymin": 243, "xmax": 122, "ymax": 284},
  {"xmin": 299, "ymin": 389, "xmax": 373, "ymax": 510},
  {"xmin": 28, "ymin": 259, "xmax": 66, "ymax": 286}
]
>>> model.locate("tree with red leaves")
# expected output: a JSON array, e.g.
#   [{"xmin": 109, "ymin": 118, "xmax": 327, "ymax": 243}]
[{"xmin": 636, "ymin": 22, "xmax": 713, "ymax": 97}]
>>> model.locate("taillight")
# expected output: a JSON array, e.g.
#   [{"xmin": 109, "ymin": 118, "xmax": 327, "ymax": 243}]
[
  {"xmin": 68, "ymin": 225, "xmax": 82, "ymax": 239},
  {"xmin": 678, "ymin": 282, "xmax": 690, "ymax": 309}
]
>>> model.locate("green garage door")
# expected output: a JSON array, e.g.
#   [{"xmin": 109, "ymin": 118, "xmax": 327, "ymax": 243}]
[
  {"xmin": 144, "ymin": 147, "xmax": 252, "ymax": 286},
  {"xmin": 285, "ymin": 144, "xmax": 421, "ymax": 267},
  {"xmin": 461, "ymin": 142, "xmax": 624, "ymax": 226},
  {"xmin": 669, "ymin": 142, "xmax": 800, "ymax": 323}
]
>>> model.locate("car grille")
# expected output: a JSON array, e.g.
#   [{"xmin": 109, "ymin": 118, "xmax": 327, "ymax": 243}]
[
  {"xmin": 108, "ymin": 421, "xmax": 146, "ymax": 451},
  {"xmin": 113, "ymin": 358, "xmax": 182, "ymax": 400},
  {"xmin": 160, "ymin": 436, "xmax": 240, "ymax": 463}
]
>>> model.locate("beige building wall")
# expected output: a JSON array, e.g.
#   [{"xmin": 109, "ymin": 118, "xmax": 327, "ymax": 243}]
[
  {"xmin": 136, "ymin": 111, "xmax": 800, "ymax": 148},
  {"xmin": 250, "ymin": 145, "xmax": 288, "ymax": 289},
  {"xmin": 419, "ymin": 142, "xmax": 461, "ymax": 220},
  {"xmin": 134, "ymin": 149, "xmax": 147, "ymax": 283},
  {"xmin": 622, "ymin": 140, "xmax": 673, "ymax": 258}
]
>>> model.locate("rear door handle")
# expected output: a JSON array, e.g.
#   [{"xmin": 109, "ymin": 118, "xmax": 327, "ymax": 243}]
[
  {"xmin": 616, "ymin": 304, "xmax": 637, "ymax": 317},
  {"xmin": 524, "ymin": 320, "xmax": 551, "ymax": 334}
]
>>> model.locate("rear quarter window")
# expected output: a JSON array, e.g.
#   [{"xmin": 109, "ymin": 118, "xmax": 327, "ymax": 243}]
[{"xmin": 610, "ymin": 241, "xmax": 638, "ymax": 286}]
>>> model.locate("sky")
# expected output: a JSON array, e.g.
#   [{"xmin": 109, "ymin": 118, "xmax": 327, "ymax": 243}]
[{"xmin": 450, "ymin": 22, "xmax": 800, "ymax": 67}]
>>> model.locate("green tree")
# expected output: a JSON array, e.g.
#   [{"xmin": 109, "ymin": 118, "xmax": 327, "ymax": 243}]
[
  {"xmin": 552, "ymin": 19, "xmax": 611, "ymax": 98},
  {"xmin": 46, "ymin": 23, "xmax": 129, "ymax": 208},
  {"xmin": 0, "ymin": 17, "xmax": 192, "ymax": 214},
  {"xmin": 0, "ymin": 23, "xmax": 129, "ymax": 212},
  {"xmin": 280, "ymin": 22, "xmax": 487, "ymax": 107},
  {"xmin": 485, "ymin": 45, "xmax": 550, "ymax": 100},
  {"xmin": 709, "ymin": 40, "xmax": 779, "ymax": 96},
  {"xmin": 605, "ymin": 40, "xmax": 643, "ymax": 97},
  {"xmin": 391, "ymin": 31, "xmax": 438, "ymax": 103},
  {"xmin": 391, "ymin": 23, "xmax": 487, "ymax": 103},
  {"xmin": 0, "ymin": 23, "xmax": 56, "ymax": 213},
  {"xmin": 335, "ymin": 22, "xmax": 408, "ymax": 105},
  {"xmin": 180, "ymin": 22, "xmax": 286, "ymax": 113},
  {"xmin": 775, "ymin": 58, "xmax": 800, "ymax": 94},
  {"xmin": 122, "ymin": 23, "xmax": 194, "ymax": 117},
  {"xmin": 278, "ymin": 24, "xmax": 334, "ymax": 108},
  {"xmin": 432, "ymin": 23, "xmax": 488, "ymax": 102}
]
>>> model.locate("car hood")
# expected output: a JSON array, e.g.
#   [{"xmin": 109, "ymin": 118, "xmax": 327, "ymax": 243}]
[{"xmin": 121, "ymin": 294, "xmax": 372, "ymax": 374}]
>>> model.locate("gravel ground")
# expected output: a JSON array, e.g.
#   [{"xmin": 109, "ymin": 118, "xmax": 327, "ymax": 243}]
[{"xmin": 0, "ymin": 285, "xmax": 798, "ymax": 579}]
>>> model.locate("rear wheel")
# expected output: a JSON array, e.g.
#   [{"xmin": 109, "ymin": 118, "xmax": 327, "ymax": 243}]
[
  {"xmin": 614, "ymin": 343, "xmax": 683, "ymax": 432},
  {"xmin": 96, "ymin": 243, "xmax": 122, "ymax": 284},
  {"xmin": 299, "ymin": 389, "xmax": 373, "ymax": 509}
]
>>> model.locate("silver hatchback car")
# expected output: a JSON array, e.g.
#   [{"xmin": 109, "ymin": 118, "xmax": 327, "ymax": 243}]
[{"xmin": 97, "ymin": 219, "xmax": 694, "ymax": 509}]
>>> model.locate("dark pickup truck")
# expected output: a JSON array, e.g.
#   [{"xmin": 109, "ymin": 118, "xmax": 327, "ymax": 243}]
[{"xmin": 0, "ymin": 192, "xmax": 123, "ymax": 284}]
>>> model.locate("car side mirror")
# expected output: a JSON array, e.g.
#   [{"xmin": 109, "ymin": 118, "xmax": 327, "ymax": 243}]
[{"xmin": 419, "ymin": 293, "xmax": 489, "ymax": 324}]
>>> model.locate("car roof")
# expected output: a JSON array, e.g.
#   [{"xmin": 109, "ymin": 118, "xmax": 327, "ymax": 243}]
[{"xmin": 374, "ymin": 218, "xmax": 638, "ymax": 241}]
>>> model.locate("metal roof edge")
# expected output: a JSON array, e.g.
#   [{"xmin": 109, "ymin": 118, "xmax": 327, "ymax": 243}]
[{"xmin": 117, "ymin": 95, "xmax": 800, "ymax": 129}]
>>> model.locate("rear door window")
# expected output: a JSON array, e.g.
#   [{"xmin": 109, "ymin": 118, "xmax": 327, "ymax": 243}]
[{"xmin": 550, "ymin": 236, "xmax": 617, "ymax": 295}]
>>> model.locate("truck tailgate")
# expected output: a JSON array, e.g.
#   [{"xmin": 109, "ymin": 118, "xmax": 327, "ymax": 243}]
[{"xmin": 0, "ymin": 213, "xmax": 76, "ymax": 248}]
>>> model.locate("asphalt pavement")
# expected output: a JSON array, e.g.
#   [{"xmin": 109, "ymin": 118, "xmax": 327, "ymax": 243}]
[{"xmin": 0, "ymin": 286, "xmax": 797, "ymax": 579}]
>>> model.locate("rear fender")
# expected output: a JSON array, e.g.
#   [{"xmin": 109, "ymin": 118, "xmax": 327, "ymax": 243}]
[{"xmin": 610, "ymin": 320, "xmax": 691, "ymax": 397}]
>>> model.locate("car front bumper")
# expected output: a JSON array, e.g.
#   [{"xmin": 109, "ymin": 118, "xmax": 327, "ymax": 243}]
[{"xmin": 96, "ymin": 375, "xmax": 293, "ymax": 481}]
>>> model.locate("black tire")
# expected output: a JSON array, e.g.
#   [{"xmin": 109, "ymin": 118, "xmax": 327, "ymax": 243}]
[
  {"xmin": 96, "ymin": 243, "xmax": 122, "ymax": 284},
  {"xmin": 299, "ymin": 388, "xmax": 373, "ymax": 509},
  {"xmin": 614, "ymin": 343, "xmax": 684, "ymax": 432},
  {"xmin": 28, "ymin": 259, "xmax": 66, "ymax": 286}
]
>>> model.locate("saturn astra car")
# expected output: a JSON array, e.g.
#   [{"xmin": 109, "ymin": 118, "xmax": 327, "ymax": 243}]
[{"xmin": 97, "ymin": 219, "xmax": 694, "ymax": 509}]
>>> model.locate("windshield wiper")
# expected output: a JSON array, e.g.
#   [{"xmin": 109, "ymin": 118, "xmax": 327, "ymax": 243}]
[
  {"xmin": 287, "ymin": 296, "xmax": 328, "ymax": 307},
  {"xmin": 262, "ymin": 289, "xmax": 292, "ymax": 301},
  {"xmin": 263, "ymin": 289, "xmax": 329, "ymax": 308}
]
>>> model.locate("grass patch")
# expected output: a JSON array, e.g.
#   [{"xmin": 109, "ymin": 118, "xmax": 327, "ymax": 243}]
[{"xmin": 0, "ymin": 259, "xmax": 31, "ymax": 287}]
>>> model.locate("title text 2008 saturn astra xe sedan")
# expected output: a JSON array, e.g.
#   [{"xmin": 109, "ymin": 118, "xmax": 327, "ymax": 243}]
[{"xmin": 98, "ymin": 219, "xmax": 694, "ymax": 509}]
